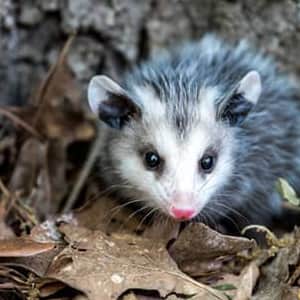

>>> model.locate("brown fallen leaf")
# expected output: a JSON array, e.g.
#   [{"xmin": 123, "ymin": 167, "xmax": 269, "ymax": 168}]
[
  {"xmin": 37, "ymin": 279, "xmax": 67, "ymax": 298},
  {"xmin": 282, "ymin": 287, "xmax": 300, "ymax": 300},
  {"xmin": 204, "ymin": 262, "xmax": 259, "ymax": 300},
  {"xmin": 0, "ymin": 246, "xmax": 62, "ymax": 277},
  {"xmin": 0, "ymin": 264, "xmax": 81, "ymax": 299},
  {"xmin": 0, "ymin": 265, "xmax": 30, "ymax": 294},
  {"xmin": 234, "ymin": 262, "xmax": 259, "ymax": 300},
  {"xmin": 0, "ymin": 215, "xmax": 66, "ymax": 277},
  {"xmin": 0, "ymin": 238, "xmax": 56, "ymax": 257},
  {"xmin": 169, "ymin": 223, "xmax": 256, "ymax": 277},
  {"xmin": 251, "ymin": 228, "xmax": 300, "ymax": 299},
  {"xmin": 46, "ymin": 224, "xmax": 227, "ymax": 300}
]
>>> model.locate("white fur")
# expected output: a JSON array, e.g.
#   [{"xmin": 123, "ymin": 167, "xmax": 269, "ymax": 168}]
[
  {"xmin": 133, "ymin": 85, "xmax": 166, "ymax": 119},
  {"xmin": 198, "ymin": 86, "xmax": 219, "ymax": 123},
  {"xmin": 113, "ymin": 86, "xmax": 234, "ymax": 215}
]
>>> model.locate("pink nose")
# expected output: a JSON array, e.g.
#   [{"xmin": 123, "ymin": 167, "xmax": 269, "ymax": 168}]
[{"xmin": 170, "ymin": 207, "xmax": 196, "ymax": 220}]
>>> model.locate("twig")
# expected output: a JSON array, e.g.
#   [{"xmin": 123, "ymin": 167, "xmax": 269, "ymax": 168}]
[
  {"xmin": 242, "ymin": 225, "xmax": 277, "ymax": 240},
  {"xmin": 63, "ymin": 121, "xmax": 102, "ymax": 212},
  {"xmin": 0, "ymin": 180, "xmax": 37, "ymax": 226},
  {"xmin": 0, "ymin": 178, "xmax": 11, "ymax": 198},
  {"xmin": 0, "ymin": 107, "xmax": 42, "ymax": 139},
  {"xmin": 14, "ymin": 199, "xmax": 38, "ymax": 226},
  {"xmin": 242, "ymin": 224, "xmax": 286, "ymax": 247}
]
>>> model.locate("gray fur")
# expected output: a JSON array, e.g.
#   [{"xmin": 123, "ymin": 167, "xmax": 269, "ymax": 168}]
[{"xmin": 95, "ymin": 34, "xmax": 300, "ymax": 231}]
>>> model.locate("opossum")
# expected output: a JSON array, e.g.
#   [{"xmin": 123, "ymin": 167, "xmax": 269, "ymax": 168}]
[{"xmin": 87, "ymin": 34, "xmax": 300, "ymax": 232}]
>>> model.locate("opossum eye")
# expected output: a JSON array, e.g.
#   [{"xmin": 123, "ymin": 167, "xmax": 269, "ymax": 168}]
[
  {"xmin": 144, "ymin": 151, "xmax": 161, "ymax": 170},
  {"xmin": 199, "ymin": 155, "xmax": 215, "ymax": 173}
]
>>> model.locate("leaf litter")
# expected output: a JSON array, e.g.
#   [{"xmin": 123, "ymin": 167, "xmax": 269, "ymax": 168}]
[{"xmin": 1, "ymin": 37, "xmax": 300, "ymax": 300}]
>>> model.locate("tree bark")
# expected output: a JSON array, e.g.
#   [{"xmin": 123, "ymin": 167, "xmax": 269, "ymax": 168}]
[{"xmin": 1, "ymin": 0, "xmax": 300, "ymax": 105}]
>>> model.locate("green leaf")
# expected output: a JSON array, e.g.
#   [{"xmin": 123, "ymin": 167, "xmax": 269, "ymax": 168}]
[
  {"xmin": 213, "ymin": 284, "xmax": 237, "ymax": 291},
  {"xmin": 276, "ymin": 178, "xmax": 300, "ymax": 206}
]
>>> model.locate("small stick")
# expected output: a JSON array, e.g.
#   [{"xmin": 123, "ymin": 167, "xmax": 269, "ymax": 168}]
[
  {"xmin": 63, "ymin": 121, "xmax": 102, "ymax": 212},
  {"xmin": 0, "ymin": 178, "xmax": 10, "ymax": 198},
  {"xmin": 0, "ymin": 107, "xmax": 42, "ymax": 139}
]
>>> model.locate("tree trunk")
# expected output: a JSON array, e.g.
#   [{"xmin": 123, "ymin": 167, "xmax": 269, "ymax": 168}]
[{"xmin": 1, "ymin": 0, "xmax": 300, "ymax": 105}]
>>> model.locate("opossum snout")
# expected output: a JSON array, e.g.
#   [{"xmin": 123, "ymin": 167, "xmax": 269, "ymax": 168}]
[
  {"xmin": 170, "ymin": 207, "xmax": 196, "ymax": 220},
  {"xmin": 169, "ymin": 192, "xmax": 197, "ymax": 220}
]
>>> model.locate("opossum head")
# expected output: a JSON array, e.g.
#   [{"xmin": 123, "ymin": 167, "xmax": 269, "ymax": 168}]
[{"xmin": 88, "ymin": 70, "xmax": 261, "ymax": 221}]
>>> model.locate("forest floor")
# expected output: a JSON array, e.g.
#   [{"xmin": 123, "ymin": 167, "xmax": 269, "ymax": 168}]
[{"xmin": 1, "ymin": 38, "xmax": 300, "ymax": 300}]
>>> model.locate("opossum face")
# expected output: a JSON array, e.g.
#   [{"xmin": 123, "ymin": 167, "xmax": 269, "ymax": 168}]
[{"xmin": 88, "ymin": 71, "xmax": 261, "ymax": 221}]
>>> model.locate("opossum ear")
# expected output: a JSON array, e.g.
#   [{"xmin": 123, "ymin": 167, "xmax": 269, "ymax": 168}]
[
  {"xmin": 88, "ymin": 75, "xmax": 141, "ymax": 129},
  {"xmin": 220, "ymin": 71, "xmax": 261, "ymax": 126},
  {"xmin": 237, "ymin": 70, "xmax": 262, "ymax": 105}
]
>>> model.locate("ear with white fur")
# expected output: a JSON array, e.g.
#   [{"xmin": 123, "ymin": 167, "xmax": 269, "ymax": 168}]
[
  {"xmin": 237, "ymin": 70, "xmax": 262, "ymax": 105},
  {"xmin": 220, "ymin": 70, "xmax": 262, "ymax": 126},
  {"xmin": 88, "ymin": 75, "xmax": 141, "ymax": 129}
]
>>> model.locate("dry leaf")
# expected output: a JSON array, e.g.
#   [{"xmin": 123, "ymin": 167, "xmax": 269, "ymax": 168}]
[
  {"xmin": 0, "ymin": 265, "xmax": 78, "ymax": 299},
  {"xmin": 0, "ymin": 251, "xmax": 60, "ymax": 279},
  {"xmin": 37, "ymin": 279, "xmax": 68, "ymax": 298},
  {"xmin": 0, "ymin": 265, "xmax": 30, "ymax": 295},
  {"xmin": 0, "ymin": 238, "xmax": 56, "ymax": 257},
  {"xmin": 252, "ymin": 229, "xmax": 300, "ymax": 299},
  {"xmin": 47, "ymin": 224, "xmax": 227, "ymax": 300},
  {"xmin": 169, "ymin": 223, "xmax": 255, "ymax": 277},
  {"xmin": 281, "ymin": 287, "xmax": 300, "ymax": 300},
  {"xmin": 234, "ymin": 262, "xmax": 259, "ymax": 300}
]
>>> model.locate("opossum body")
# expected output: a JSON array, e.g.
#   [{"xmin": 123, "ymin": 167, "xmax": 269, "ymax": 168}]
[{"xmin": 88, "ymin": 34, "xmax": 300, "ymax": 232}]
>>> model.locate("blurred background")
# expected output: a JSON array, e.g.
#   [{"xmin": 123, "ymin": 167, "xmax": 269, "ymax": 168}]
[{"xmin": 1, "ymin": 0, "xmax": 300, "ymax": 106}]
